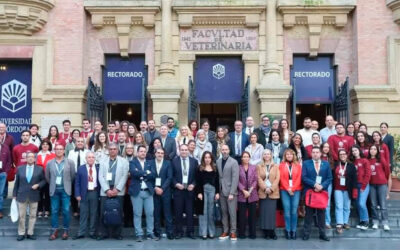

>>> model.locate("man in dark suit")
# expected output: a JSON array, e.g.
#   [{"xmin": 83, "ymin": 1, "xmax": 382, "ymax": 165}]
[
  {"xmin": 129, "ymin": 145, "xmax": 157, "ymax": 242},
  {"xmin": 150, "ymin": 147, "xmax": 174, "ymax": 239},
  {"xmin": 13, "ymin": 152, "xmax": 46, "ymax": 241},
  {"xmin": 228, "ymin": 120, "xmax": 249, "ymax": 164},
  {"xmin": 172, "ymin": 144, "xmax": 197, "ymax": 239},
  {"xmin": 73, "ymin": 152, "xmax": 99, "ymax": 240},
  {"xmin": 159, "ymin": 125, "xmax": 177, "ymax": 160},
  {"xmin": 144, "ymin": 120, "xmax": 161, "ymax": 145},
  {"xmin": 301, "ymin": 146, "xmax": 332, "ymax": 241}
]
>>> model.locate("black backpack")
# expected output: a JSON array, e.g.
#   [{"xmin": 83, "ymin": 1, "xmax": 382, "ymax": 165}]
[{"xmin": 103, "ymin": 197, "xmax": 122, "ymax": 226}]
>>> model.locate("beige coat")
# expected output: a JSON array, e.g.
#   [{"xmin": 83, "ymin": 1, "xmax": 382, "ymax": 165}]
[{"xmin": 257, "ymin": 163, "xmax": 280, "ymax": 199}]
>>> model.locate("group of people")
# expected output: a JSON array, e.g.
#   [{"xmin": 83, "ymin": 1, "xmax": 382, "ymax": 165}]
[{"xmin": 0, "ymin": 114, "xmax": 394, "ymax": 242}]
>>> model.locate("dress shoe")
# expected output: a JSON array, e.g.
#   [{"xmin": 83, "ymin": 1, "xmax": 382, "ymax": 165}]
[
  {"xmin": 73, "ymin": 235, "xmax": 85, "ymax": 240},
  {"xmin": 219, "ymin": 232, "xmax": 229, "ymax": 240},
  {"xmin": 230, "ymin": 233, "xmax": 237, "ymax": 241},
  {"xmin": 291, "ymin": 231, "xmax": 297, "ymax": 240},
  {"xmin": 208, "ymin": 235, "xmax": 214, "ymax": 239},
  {"xmin": 167, "ymin": 234, "xmax": 174, "ymax": 240},
  {"xmin": 284, "ymin": 230, "xmax": 290, "ymax": 240},
  {"xmin": 89, "ymin": 234, "xmax": 96, "ymax": 240},
  {"xmin": 17, "ymin": 235, "xmax": 25, "ymax": 241},
  {"xmin": 187, "ymin": 232, "xmax": 196, "ymax": 239},
  {"xmin": 319, "ymin": 235, "xmax": 330, "ymax": 241},
  {"xmin": 302, "ymin": 235, "xmax": 310, "ymax": 241},
  {"xmin": 147, "ymin": 234, "xmax": 159, "ymax": 241},
  {"xmin": 136, "ymin": 235, "xmax": 144, "ymax": 242},
  {"xmin": 270, "ymin": 231, "xmax": 278, "ymax": 240},
  {"xmin": 175, "ymin": 233, "xmax": 183, "ymax": 240},
  {"xmin": 27, "ymin": 234, "xmax": 37, "ymax": 240},
  {"xmin": 49, "ymin": 230, "xmax": 58, "ymax": 241}
]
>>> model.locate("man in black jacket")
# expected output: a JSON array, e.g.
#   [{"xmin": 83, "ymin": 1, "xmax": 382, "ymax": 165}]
[{"xmin": 13, "ymin": 152, "xmax": 46, "ymax": 241}]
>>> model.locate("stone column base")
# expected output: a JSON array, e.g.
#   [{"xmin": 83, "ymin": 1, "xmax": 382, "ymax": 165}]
[
  {"xmin": 148, "ymin": 81, "xmax": 183, "ymax": 125},
  {"xmin": 256, "ymin": 83, "xmax": 292, "ymax": 119},
  {"xmin": 351, "ymin": 85, "xmax": 400, "ymax": 132}
]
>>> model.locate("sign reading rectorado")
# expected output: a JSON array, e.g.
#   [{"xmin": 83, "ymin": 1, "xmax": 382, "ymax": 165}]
[{"xmin": 180, "ymin": 28, "xmax": 258, "ymax": 51}]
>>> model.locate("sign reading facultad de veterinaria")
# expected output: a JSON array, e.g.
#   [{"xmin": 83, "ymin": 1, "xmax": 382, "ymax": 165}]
[
  {"xmin": 0, "ymin": 60, "xmax": 32, "ymax": 142},
  {"xmin": 180, "ymin": 28, "xmax": 258, "ymax": 51}
]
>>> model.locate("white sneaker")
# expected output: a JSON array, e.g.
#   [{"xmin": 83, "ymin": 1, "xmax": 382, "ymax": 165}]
[
  {"xmin": 372, "ymin": 224, "xmax": 379, "ymax": 229},
  {"xmin": 383, "ymin": 225, "xmax": 390, "ymax": 231}
]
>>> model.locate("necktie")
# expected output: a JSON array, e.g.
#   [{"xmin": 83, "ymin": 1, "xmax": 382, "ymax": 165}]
[
  {"xmin": 27, "ymin": 166, "xmax": 33, "ymax": 183},
  {"xmin": 315, "ymin": 161, "xmax": 320, "ymax": 173},
  {"xmin": 236, "ymin": 134, "xmax": 241, "ymax": 155},
  {"xmin": 183, "ymin": 158, "xmax": 188, "ymax": 176},
  {"xmin": 77, "ymin": 152, "xmax": 81, "ymax": 167},
  {"xmin": 89, "ymin": 165, "xmax": 93, "ymax": 182},
  {"xmin": 183, "ymin": 137, "xmax": 186, "ymax": 145}
]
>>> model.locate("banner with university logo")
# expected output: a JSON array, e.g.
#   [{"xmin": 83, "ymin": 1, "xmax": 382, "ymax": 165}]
[
  {"xmin": 195, "ymin": 57, "xmax": 243, "ymax": 103},
  {"xmin": 103, "ymin": 55, "xmax": 146, "ymax": 103},
  {"xmin": 0, "ymin": 60, "xmax": 32, "ymax": 142},
  {"xmin": 291, "ymin": 56, "xmax": 335, "ymax": 103}
]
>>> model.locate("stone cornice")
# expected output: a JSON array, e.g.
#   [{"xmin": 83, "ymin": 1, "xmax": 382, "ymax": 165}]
[
  {"xmin": 85, "ymin": 5, "xmax": 160, "ymax": 57},
  {"xmin": 173, "ymin": 6, "xmax": 265, "ymax": 28},
  {"xmin": 278, "ymin": 4, "xmax": 355, "ymax": 56},
  {"xmin": 387, "ymin": 0, "xmax": 400, "ymax": 25},
  {"xmin": 0, "ymin": 0, "xmax": 54, "ymax": 36}
]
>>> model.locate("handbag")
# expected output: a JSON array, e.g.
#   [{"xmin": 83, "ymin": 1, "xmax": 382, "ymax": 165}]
[
  {"xmin": 305, "ymin": 189, "xmax": 329, "ymax": 209},
  {"xmin": 11, "ymin": 198, "xmax": 19, "ymax": 223},
  {"xmin": 213, "ymin": 201, "xmax": 222, "ymax": 222},
  {"xmin": 7, "ymin": 166, "xmax": 16, "ymax": 182}
]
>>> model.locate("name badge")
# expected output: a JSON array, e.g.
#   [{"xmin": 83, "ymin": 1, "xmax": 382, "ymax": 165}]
[
  {"xmin": 182, "ymin": 175, "xmax": 189, "ymax": 184},
  {"xmin": 316, "ymin": 176, "xmax": 322, "ymax": 185},
  {"xmin": 155, "ymin": 178, "xmax": 161, "ymax": 187},
  {"xmin": 88, "ymin": 181, "xmax": 95, "ymax": 190},
  {"xmin": 0, "ymin": 161, "xmax": 2, "ymax": 169},
  {"xmin": 340, "ymin": 177, "xmax": 346, "ymax": 186},
  {"xmin": 289, "ymin": 179, "xmax": 293, "ymax": 188},
  {"xmin": 107, "ymin": 172, "xmax": 113, "ymax": 181},
  {"xmin": 56, "ymin": 176, "xmax": 62, "ymax": 185},
  {"xmin": 265, "ymin": 179, "xmax": 272, "ymax": 188}
]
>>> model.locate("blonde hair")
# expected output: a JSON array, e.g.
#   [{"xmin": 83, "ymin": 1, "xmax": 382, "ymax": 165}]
[
  {"xmin": 282, "ymin": 148, "xmax": 299, "ymax": 164},
  {"xmin": 177, "ymin": 125, "xmax": 194, "ymax": 142},
  {"xmin": 258, "ymin": 148, "xmax": 275, "ymax": 167}
]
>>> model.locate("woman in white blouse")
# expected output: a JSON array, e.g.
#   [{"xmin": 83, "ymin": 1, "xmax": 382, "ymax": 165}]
[
  {"xmin": 176, "ymin": 125, "xmax": 194, "ymax": 156},
  {"xmin": 193, "ymin": 129, "xmax": 213, "ymax": 164},
  {"xmin": 91, "ymin": 131, "xmax": 109, "ymax": 164},
  {"xmin": 245, "ymin": 133, "xmax": 264, "ymax": 165}
]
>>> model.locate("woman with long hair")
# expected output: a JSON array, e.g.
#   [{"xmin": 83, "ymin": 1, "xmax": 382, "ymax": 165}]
[
  {"xmin": 176, "ymin": 125, "xmax": 194, "ymax": 155},
  {"xmin": 213, "ymin": 126, "xmax": 230, "ymax": 160},
  {"xmin": 92, "ymin": 131, "xmax": 109, "ymax": 164},
  {"xmin": 356, "ymin": 131, "xmax": 370, "ymax": 157},
  {"xmin": 146, "ymin": 138, "xmax": 163, "ymax": 160},
  {"xmin": 188, "ymin": 120, "xmax": 199, "ymax": 138},
  {"xmin": 237, "ymin": 151, "xmax": 258, "ymax": 239},
  {"xmin": 368, "ymin": 145, "xmax": 391, "ymax": 231},
  {"xmin": 265, "ymin": 129, "xmax": 287, "ymax": 165},
  {"xmin": 244, "ymin": 133, "xmax": 264, "ymax": 166},
  {"xmin": 126, "ymin": 124, "xmax": 137, "ymax": 144},
  {"xmin": 87, "ymin": 120, "xmax": 103, "ymax": 149},
  {"xmin": 371, "ymin": 131, "xmax": 390, "ymax": 169},
  {"xmin": 278, "ymin": 119, "xmax": 294, "ymax": 146},
  {"xmin": 288, "ymin": 133, "xmax": 308, "ymax": 164},
  {"xmin": 194, "ymin": 129, "xmax": 213, "ymax": 164},
  {"xmin": 65, "ymin": 129, "xmax": 81, "ymax": 157},
  {"xmin": 47, "ymin": 125, "xmax": 64, "ymax": 150},
  {"xmin": 279, "ymin": 149, "xmax": 302, "ymax": 240},
  {"xmin": 346, "ymin": 123, "xmax": 355, "ymax": 138},
  {"xmin": 350, "ymin": 145, "xmax": 371, "ymax": 230},
  {"xmin": 195, "ymin": 151, "xmax": 219, "ymax": 240},
  {"xmin": 257, "ymin": 149, "xmax": 280, "ymax": 240},
  {"xmin": 134, "ymin": 132, "xmax": 147, "ymax": 154}
]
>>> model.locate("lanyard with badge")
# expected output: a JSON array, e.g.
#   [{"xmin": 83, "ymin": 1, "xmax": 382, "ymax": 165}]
[
  {"xmin": 315, "ymin": 161, "xmax": 322, "ymax": 185},
  {"xmin": 286, "ymin": 163, "xmax": 293, "ymax": 188},
  {"xmin": 339, "ymin": 162, "xmax": 347, "ymax": 186},
  {"xmin": 107, "ymin": 160, "xmax": 117, "ymax": 182},
  {"xmin": 265, "ymin": 164, "xmax": 272, "ymax": 188},
  {"xmin": 55, "ymin": 162, "xmax": 64, "ymax": 185},
  {"xmin": 155, "ymin": 160, "xmax": 162, "ymax": 187},
  {"xmin": 0, "ymin": 144, "xmax": 2, "ymax": 169}
]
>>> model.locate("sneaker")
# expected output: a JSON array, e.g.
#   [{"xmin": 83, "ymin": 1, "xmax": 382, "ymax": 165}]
[
  {"xmin": 372, "ymin": 224, "xmax": 379, "ymax": 230},
  {"xmin": 360, "ymin": 221, "xmax": 369, "ymax": 230},
  {"xmin": 383, "ymin": 225, "xmax": 390, "ymax": 231},
  {"xmin": 230, "ymin": 233, "xmax": 237, "ymax": 241},
  {"xmin": 356, "ymin": 222, "xmax": 362, "ymax": 229},
  {"xmin": 219, "ymin": 232, "xmax": 229, "ymax": 240}
]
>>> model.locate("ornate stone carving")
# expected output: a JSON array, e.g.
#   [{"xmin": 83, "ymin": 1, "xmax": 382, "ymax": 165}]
[
  {"xmin": 387, "ymin": 0, "xmax": 400, "ymax": 25},
  {"xmin": 0, "ymin": 0, "xmax": 54, "ymax": 36},
  {"xmin": 85, "ymin": 5, "xmax": 160, "ymax": 57},
  {"xmin": 278, "ymin": 3, "xmax": 355, "ymax": 56}
]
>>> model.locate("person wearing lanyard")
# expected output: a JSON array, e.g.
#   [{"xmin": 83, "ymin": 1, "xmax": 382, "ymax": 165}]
[
  {"xmin": 172, "ymin": 144, "xmax": 197, "ymax": 239},
  {"xmin": 257, "ymin": 149, "xmax": 280, "ymax": 240},
  {"xmin": 301, "ymin": 147, "xmax": 332, "ymax": 241},
  {"xmin": 73, "ymin": 152, "xmax": 99, "ymax": 240},
  {"xmin": 334, "ymin": 149, "xmax": 358, "ymax": 234},
  {"xmin": 97, "ymin": 143, "xmax": 129, "ymax": 240},
  {"xmin": 150, "ymin": 147, "xmax": 174, "ymax": 240},
  {"xmin": 279, "ymin": 149, "xmax": 302, "ymax": 240},
  {"xmin": 266, "ymin": 129, "xmax": 288, "ymax": 165},
  {"xmin": 129, "ymin": 145, "xmax": 157, "ymax": 242},
  {"xmin": 117, "ymin": 132, "xmax": 127, "ymax": 157},
  {"xmin": 45, "ymin": 144, "xmax": 76, "ymax": 241},
  {"xmin": 228, "ymin": 121, "xmax": 249, "ymax": 164}
]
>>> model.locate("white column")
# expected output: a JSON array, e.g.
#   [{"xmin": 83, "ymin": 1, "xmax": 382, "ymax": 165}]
[{"xmin": 158, "ymin": 0, "xmax": 175, "ymax": 77}]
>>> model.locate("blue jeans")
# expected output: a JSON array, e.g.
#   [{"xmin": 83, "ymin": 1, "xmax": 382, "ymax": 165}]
[
  {"xmin": 280, "ymin": 190, "xmax": 300, "ymax": 232},
  {"xmin": 334, "ymin": 190, "xmax": 350, "ymax": 225},
  {"xmin": 369, "ymin": 184, "xmax": 388, "ymax": 225},
  {"xmin": 357, "ymin": 184, "xmax": 370, "ymax": 222},
  {"xmin": 131, "ymin": 190, "xmax": 154, "ymax": 236},
  {"xmin": 0, "ymin": 172, "xmax": 7, "ymax": 211},
  {"xmin": 50, "ymin": 188, "xmax": 71, "ymax": 230},
  {"xmin": 325, "ymin": 183, "xmax": 332, "ymax": 226}
]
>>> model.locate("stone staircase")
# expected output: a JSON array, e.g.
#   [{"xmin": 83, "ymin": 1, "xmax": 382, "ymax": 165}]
[{"xmin": 0, "ymin": 193, "xmax": 399, "ymax": 238}]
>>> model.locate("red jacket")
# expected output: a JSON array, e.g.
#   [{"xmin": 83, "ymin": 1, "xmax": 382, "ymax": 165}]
[
  {"xmin": 36, "ymin": 151, "xmax": 56, "ymax": 171},
  {"xmin": 354, "ymin": 158, "xmax": 371, "ymax": 190},
  {"xmin": 279, "ymin": 161, "xmax": 302, "ymax": 191},
  {"xmin": 327, "ymin": 135, "xmax": 355, "ymax": 161},
  {"xmin": 369, "ymin": 158, "xmax": 390, "ymax": 185}
]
